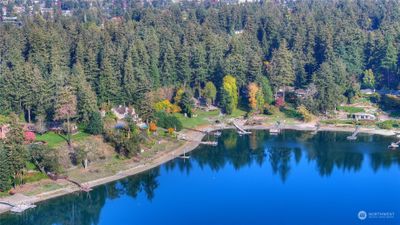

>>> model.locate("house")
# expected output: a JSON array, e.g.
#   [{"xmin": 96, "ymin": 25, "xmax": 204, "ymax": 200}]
[
  {"xmin": 112, "ymin": 105, "xmax": 139, "ymax": 120},
  {"xmin": 360, "ymin": 89, "xmax": 375, "ymax": 95},
  {"xmin": 112, "ymin": 105, "xmax": 147, "ymax": 128},
  {"xmin": 0, "ymin": 124, "xmax": 9, "ymax": 139},
  {"xmin": 349, "ymin": 113, "xmax": 376, "ymax": 121}
]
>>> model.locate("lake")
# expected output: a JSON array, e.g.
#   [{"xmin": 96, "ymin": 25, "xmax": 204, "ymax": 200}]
[{"xmin": 1, "ymin": 130, "xmax": 399, "ymax": 225}]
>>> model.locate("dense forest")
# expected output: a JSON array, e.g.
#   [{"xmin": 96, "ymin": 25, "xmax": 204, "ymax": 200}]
[{"xmin": 1, "ymin": 0, "xmax": 400, "ymax": 122}]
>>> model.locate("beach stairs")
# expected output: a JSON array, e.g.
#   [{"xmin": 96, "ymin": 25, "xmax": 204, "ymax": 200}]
[
  {"xmin": 347, "ymin": 126, "xmax": 360, "ymax": 140},
  {"xmin": 233, "ymin": 121, "xmax": 251, "ymax": 135}
]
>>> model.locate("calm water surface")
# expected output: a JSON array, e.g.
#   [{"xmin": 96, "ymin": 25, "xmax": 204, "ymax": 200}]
[{"xmin": 1, "ymin": 130, "xmax": 399, "ymax": 225}]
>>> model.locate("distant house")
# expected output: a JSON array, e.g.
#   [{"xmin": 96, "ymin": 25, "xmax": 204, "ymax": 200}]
[
  {"xmin": 0, "ymin": 124, "xmax": 9, "ymax": 139},
  {"xmin": 349, "ymin": 113, "xmax": 376, "ymax": 121},
  {"xmin": 111, "ymin": 105, "xmax": 146, "ymax": 128},
  {"xmin": 112, "ymin": 105, "xmax": 138, "ymax": 120},
  {"xmin": 360, "ymin": 89, "xmax": 375, "ymax": 95}
]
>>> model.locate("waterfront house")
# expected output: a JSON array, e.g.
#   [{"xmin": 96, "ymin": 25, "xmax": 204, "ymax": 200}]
[
  {"xmin": 111, "ymin": 105, "xmax": 146, "ymax": 128},
  {"xmin": 349, "ymin": 113, "xmax": 376, "ymax": 121}
]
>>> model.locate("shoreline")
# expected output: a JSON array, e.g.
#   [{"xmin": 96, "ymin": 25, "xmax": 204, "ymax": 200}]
[{"xmin": 0, "ymin": 123, "xmax": 397, "ymax": 214}]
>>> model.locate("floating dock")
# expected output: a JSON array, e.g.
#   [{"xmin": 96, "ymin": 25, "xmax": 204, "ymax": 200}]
[{"xmin": 200, "ymin": 141, "xmax": 218, "ymax": 146}]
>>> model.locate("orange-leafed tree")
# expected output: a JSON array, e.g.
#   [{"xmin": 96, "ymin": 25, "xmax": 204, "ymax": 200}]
[
  {"xmin": 248, "ymin": 82, "xmax": 259, "ymax": 110},
  {"xmin": 149, "ymin": 122, "xmax": 157, "ymax": 132}
]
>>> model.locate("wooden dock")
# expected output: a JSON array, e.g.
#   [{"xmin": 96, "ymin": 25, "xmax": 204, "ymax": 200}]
[{"xmin": 347, "ymin": 126, "xmax": 360, "ymax": 140}]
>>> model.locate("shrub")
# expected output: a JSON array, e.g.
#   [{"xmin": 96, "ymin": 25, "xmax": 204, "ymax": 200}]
[
  {"xmin": 263, "ymin": 104, "xmax": 279, "ymax": 115},
  {"xmin": 29, "ymin": 144, "xmax": 60, "ymax": 173},
  {"xmin": 154, "ymin": 111, "xmax": 183, "ymax": 131},
  {"xmin": 377, "ymin": 120, "xmax": 400, "ymax": 129},
  {"xmin": 297, "ymin": 105, "xmax": 314, "ymax": 122}
]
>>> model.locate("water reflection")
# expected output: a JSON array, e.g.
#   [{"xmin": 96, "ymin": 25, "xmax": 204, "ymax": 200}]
[{"xmin": 1, "ymin": 130, "xmax": 399, "ymax": 225}]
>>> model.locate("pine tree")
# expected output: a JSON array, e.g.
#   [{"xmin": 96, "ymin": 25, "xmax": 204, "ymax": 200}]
[
  {"xmin": 3, "ymin": 115, "xmax": 27, "ymax": 187},
  {"xmin": 268, "ymin": 40, "xmax": 295, "ymax": 92},
  {"xmin": 191, "ymin": 44, "xmax": 207, "ymax": 96},
  {"xmin": 71, "ymin": 63, "xmax": 98, "ymax": 123},
  {"xmin": 0, "ymin": 143, "xmax": 12, "ymax": 192},
  {"xmin": 97, "ymin": 48, "xmax": 121, "ymax": 104},
  {"xmin": 85, "ymin": 111, "xmax": 104, "ymax": 135},
  {"xmin": 177, "ymin": 41, "xmax": 191, "ymax": 87}
]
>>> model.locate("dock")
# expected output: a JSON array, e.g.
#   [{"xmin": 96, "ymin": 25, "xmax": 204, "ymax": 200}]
[
  {"xmin": 270, "ymin": 122, "xmax": 281, "ymax": 135},
  {"xmin": 388, "ymin": 140, "xmax": 400, "ymax": 149},
  {"xmin": 233, "ymin": 122, "xmax": 251, "ymax": 135},
  {"xmin": 347, "ymin": 126, "xmax": 360, "ymax": 140},
  {"xmin": 200, "ymin": 141, "xmax": 218, "ymax": 146}
]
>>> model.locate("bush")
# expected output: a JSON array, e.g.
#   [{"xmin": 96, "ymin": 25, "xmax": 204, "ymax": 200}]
[
  {"xmin": 297, "ymin": 105, "xmax": 314, "ymax": 122},
  {"xmin": 29, "ymin": 144, "xmax": 60, "ymax": 173},
  {"xmin": 263, "ymin": 104, "xmax": 279, "ymax": 115},
  {"xmin": 155, "ymin": 111, "xmax": 183, "ymax": 131},
  {"xmin": 377, "ymin": 120, "xmax": 400, "ymax": 129}
]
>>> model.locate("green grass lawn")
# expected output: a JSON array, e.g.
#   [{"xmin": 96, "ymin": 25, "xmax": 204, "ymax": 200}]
[
  {"xmin": 337, "ymin": 106, "xmax": 365, "ymax": 113},
  {"xmin": 36, "ymin": 131, "xmax": 90, "ymax": 147},
  {"xmin": 227, "ymin": 108, "xmax": 247, "ymax": 118},
  {"xmin": 174, "ymin": 109, "xmax": 221, "ymax": 128}
]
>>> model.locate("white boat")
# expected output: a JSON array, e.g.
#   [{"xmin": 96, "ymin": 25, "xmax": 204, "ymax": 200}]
[
  {"xmin": 269, "ymin": 128, "xmax": 280, "ymax": 134},
  {"xmin": 388, "ymin": 143, "xmax": 399, "ymax": 149}
]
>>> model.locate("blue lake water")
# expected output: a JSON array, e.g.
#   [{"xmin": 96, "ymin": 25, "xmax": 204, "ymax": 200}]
[{"xmin": 0, "ymin": 130, "xmax": 399, "ymax": 225}]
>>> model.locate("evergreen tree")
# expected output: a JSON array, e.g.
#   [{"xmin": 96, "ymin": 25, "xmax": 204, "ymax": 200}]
[
  {"xmin": 177, "ymin": 41, "xmax": 191, "ymax": 86},
  {"xmin": 0, "ymin": 143, "xmax": 12, "ymax": 191},
  {"xmin": 85, "ymin": 111, "xmax": 104, "ymax": 135},
  {"xmin": 268, "ymin": 40, "xmax": 295, "ymax": 92}
]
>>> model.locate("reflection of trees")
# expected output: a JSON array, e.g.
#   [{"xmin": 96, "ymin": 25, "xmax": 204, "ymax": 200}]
[
  {"xmin": 193, "ymin": 130, "xmax": 399, "ymax": 180},
  {"xmin": 0, "ymin": 168, "xmax": 161, "ymax": 225},
  {"xmin": 120, "ymin": 167, "xmax": 160, "ymax": 201},
  {"xmin": 223, "ymin": 130, "xmax": 238, "ymax": 150},
  {"xmin": 0, "ymin": 186, "xmax": 107, "ymax": 225},
  {"xmin": 370, "ymin": 151, "xmax": 400, "ymax": 172},
  {"xmin": 268, "ymin": 147, "xmax": 292, "ymax": 182}
]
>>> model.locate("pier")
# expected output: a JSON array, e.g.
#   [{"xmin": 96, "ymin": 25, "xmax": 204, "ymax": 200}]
[
  {"xmin": 388, "ymin": 140, "xmax": 400, "ymax": 149},
  {"xmin": 270, "ymin": 122, "xmax": 281, "ymax": 134},
  {"xmin": 347, "ymin": 126, "xmax": 360, "ymax": 140},
  {"xmin": 233, "ymin": 121, "xmax": 251, "ymax": 135}
]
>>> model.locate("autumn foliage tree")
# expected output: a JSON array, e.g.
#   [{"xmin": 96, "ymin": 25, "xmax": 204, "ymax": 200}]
[
  {"xmin": 248, "ymin": 83, "xmax": 259, "ymax": 111},
  {"xmin": 220, "ymin": 75, "xmax": 238, "ymax": 114}
]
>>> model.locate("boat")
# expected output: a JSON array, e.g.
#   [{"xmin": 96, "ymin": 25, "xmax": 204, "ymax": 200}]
[
  {"xmin": 213, "ymin": 131, "xmax": 222, "ymax": 137},
  {"xmin": 388, "ymin": 142, "xmax": 399, "ymax": 149},
  {"xmin": 269, "ymin": 128, "xmax": 280, "ymax": 134}
]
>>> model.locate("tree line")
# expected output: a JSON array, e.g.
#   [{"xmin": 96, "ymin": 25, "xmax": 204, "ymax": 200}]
[{"xmin": 1, "ymin": 0, "xmax": 400, "ymax": 122}]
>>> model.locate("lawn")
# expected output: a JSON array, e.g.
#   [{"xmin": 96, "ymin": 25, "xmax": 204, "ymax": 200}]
[
  {"xmin": 174, "ymin": 109, "xmax": 221, "ymax": 128},
  {"xmin": 36, "ymin": 131, "xmax": 90, "ymax": 147},
  {"xmin": 337, "ymin": 106, "xmax": 365, "ymax": 113}
]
